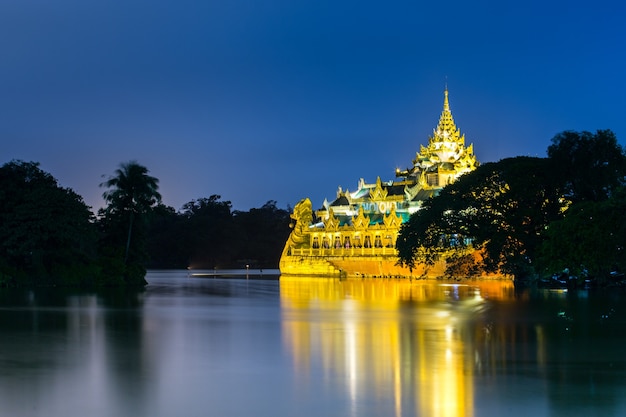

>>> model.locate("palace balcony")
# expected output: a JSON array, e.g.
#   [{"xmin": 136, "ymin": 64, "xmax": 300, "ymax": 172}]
[{"xmin": 289, "ymin": 247, "xmax": 398, "ymax": 257}]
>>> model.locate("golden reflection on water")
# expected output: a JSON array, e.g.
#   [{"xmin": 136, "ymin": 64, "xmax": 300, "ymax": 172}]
[{"xmin": 280, "ymin": 277, "xmax": 515, "ymax": 417}]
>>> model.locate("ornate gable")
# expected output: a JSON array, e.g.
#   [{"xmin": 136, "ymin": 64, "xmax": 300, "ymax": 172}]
[
  {"xmin": 383, "ymin": 205, "xmax": 402, "ymax": 229},
  {"xmin": 352, "ymin": 206, "xmax": 370, "ymax": 230},
  {"xmin": 324, "ymin": 208, "xmax": 340, "ymax": 231},
  {"xmin": 369, "ymin": 177, "xmax": 388, "ymax": 201}
]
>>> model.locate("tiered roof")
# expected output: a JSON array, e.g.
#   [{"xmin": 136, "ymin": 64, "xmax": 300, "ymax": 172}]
[{"xmin": 319, "ymin": 89, "xmax": 478, "ymax": 223}]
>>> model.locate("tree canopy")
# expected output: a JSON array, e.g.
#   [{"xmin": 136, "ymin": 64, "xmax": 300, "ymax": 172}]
[
  {"xmin": 547, "ymin": 129, "xmax": 626, "ymax": 202},
  {"xmin": 99, "ymin": 161, "xmax": 162, "ymax": 284},
  {"xmin": 397, "ymin": 129, "xmax": 626, "ymax": 281},
  {"xmin": 101, "ymin": 161, "xmax": 162, "ymax": 216},
  {"xmin": 145, "ymin": 197, "xmax": 291, "ymax": 270},
  {"xmin": 0, "ymin": 159, "xmax": 291, "ymax": 287},
  {"xmin": 0, "ymin": 160, "xmax": 99, "ymax": 286},
  {"xmin": 537, "ymin": 188, "xmax": 626, "ymax": 279},
  {"xmin": 397, "ymin": 157, "xmax": 567, "ymax": 278}
]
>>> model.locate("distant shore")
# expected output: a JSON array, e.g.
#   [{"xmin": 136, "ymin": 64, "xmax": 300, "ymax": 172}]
[{"xmin": 182, "ymin": 268, "xmax": 281, "ymax": 278}]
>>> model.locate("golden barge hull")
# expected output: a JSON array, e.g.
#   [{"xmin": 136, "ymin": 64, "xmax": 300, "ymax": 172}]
[
  {"xmin": 279, "ymin": 249, "xmax": 509, "ymax": 280},
  {"xmin": 279, "ymin": 248, "xmax": 446, "ymax": 278}
]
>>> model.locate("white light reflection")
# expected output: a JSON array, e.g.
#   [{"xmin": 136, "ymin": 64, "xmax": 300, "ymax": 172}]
[{"xmin": 343, "ymin": 299, "xmax": 359, "ymax": 417}]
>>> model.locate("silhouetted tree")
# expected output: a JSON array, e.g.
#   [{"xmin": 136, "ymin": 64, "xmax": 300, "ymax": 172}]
[
  {"xmin": 232, "ymin": 201, "xmax": 291, "ymax": 268},
  {"xmin": 179, "ymin": 195, "xmax": 237, "ymax": 269},
  {"xmin": 547, "ymin": 129, "xmax": 626, "ymax": 203},
  {"xmin": 99, "ymin": 161, "xmax": 161, "ymax": 284},
  {"xmin": 537, "ymin": 187, "xmax": 626, "ymax": 281},
  {"xmin": 398, "ymin": 130, "xmax": 626, "ymax": 281},
  {"xmin": 397, "ymin": 157, "xmax": 566, "ymax": 279},
  {"xmin": 0, "ymin": 160, "xmax": 99, "ymax": 286},
  {"xmin": 145, "ymin": 204, "xmax": 188, "ymax": 268},
  {"xmin": 145, "ymin": 198, "xmax": 292, "ymax": 270}
]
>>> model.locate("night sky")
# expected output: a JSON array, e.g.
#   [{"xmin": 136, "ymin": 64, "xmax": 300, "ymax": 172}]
[{"xmin": 2, "ymin": 0, "xmax": 624, "ymax": 212}]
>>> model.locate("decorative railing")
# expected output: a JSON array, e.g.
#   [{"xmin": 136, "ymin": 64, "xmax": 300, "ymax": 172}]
[{"xmin": 289, "ymin": 247, "xmax": 398, "ymax": 257}]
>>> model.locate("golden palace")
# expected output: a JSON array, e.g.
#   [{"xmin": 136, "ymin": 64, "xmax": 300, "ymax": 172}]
[{"xmin": 280, "ymin": 90, "xmax": 479, "ymax": 278}]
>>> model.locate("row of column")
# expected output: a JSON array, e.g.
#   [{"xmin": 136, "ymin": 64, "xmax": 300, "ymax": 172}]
[{"xmin": 311, "ymin": 233, "xmax": 395, "ymax": 249}]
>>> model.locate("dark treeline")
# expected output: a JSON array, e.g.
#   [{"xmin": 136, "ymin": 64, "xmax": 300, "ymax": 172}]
[
  {"xmin": 0, "ymin": 160, "xmax": 290, "ymax": 287},
  {"xmin": 397, "ymin": 129, "xmax": 626, "ymax": 283},
  {"xmin": 146, "ymin": 196, "xmax": 292, "ymax": 270},
  {"xmin": 0, "ymin": 160, "xmax": 101, "ymax": 287}
]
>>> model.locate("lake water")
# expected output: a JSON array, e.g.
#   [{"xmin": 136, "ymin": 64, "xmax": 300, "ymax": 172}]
[{"xmin": 1, "ymin": 270, "xmax": 626, "ymax": 417}]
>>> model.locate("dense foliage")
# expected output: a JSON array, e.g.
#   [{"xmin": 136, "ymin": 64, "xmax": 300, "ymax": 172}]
[
  {"xmin": 396, "ymin": 157, "xmax": 567, "ymax": 279},
  {"xmin": 1, "ymin": 160, "xmax": 291, "ymax": 287},
  {"xmin": 0, "ymin": 161, "xmax": 100, "ymax": 286},
  {"xmin": 536, "ymin": 188, "xmax": 626, "ymax": 279},
  {"xmin": 98, "ymin": 161, "xmax": 162, "ymax": 285},
  {"xmin": 547, "ymin": 129, "xmax": 626, "ymax": 203},
  {"xmin": 397, "ymin": 130, "xmax": 626, "ymax": 282},
  {"xmin": 145, "ymin": 197, "xmax": 291, "ymax": 270}
]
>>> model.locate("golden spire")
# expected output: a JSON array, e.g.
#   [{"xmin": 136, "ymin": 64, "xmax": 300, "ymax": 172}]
[
  {"xmin": 414, "ymin": 88, "xmax": 474, "ymax": 171},
  {"xmin": 433, "ymin": 88, "xmax": 462, "ymax": 144}
]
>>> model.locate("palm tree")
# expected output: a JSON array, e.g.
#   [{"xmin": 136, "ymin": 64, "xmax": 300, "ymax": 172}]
[{"xmin": 100, "ymin": 161, "xmax": 161, "ymax": 263}]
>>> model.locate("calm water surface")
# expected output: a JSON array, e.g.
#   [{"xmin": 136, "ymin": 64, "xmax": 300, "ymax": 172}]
[{"xmin": 1, "ymin": 270, "xmax": 626, "ymax": 417}]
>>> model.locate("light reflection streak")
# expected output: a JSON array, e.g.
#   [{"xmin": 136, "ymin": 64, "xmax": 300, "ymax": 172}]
[
  {"xmin": 346, "ymin": 321, "xmax": 358, "ymax": 417},
  {"xmin": 280, "ymin": 278, "xmax": 514, "ymax": 416}
]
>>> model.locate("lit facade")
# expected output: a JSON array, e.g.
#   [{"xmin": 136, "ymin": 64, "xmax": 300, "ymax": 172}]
[{"xmin": 280, "ymin": 90, "xmax": 479, "ymax": 277}]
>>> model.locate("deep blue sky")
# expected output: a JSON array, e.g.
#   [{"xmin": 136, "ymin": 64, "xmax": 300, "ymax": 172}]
[{"xmin": 2, "ymin": 0, "xmax": 624, "ymax": 212}]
